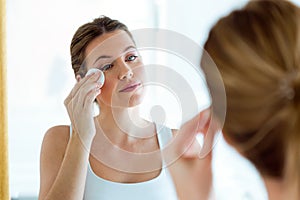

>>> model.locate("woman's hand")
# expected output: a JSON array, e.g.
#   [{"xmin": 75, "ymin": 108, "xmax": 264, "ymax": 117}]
[
  {"xmin": 169, "ymin": 108, "xmax": 215, "ymax": 200},
  {"xmin": 64, "ymin": 71, "xmax": 102, "ymax": 143},
  {"xmin": 39, "ymin": 72, "xmax": 103, "ymax": 200}
]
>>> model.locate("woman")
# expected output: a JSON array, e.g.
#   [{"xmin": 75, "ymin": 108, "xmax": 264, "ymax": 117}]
[
  {"xmin": 201, "ymin": 0, "xmax": 300, "ymax": 199},
  {"xmin": 38, "ymin": 16, "xmax": 210, "ymax": 200}
]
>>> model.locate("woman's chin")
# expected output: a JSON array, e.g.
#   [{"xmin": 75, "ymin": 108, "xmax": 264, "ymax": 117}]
[
  {"xmin": 127, "ymin": 92, "xmax": 144, "ymax": 107},
  {"xmin": 109, "ymin": 89, "xmax": 145, "ymax": 108},
  {"xmin": 124, "ymin": 86, "xmax": 145, "ymax": 107}
]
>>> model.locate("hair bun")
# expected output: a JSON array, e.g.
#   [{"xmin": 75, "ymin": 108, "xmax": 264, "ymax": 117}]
[
  {"xmin": 292, "ymin": 72, "xmax": 300, "ymax": 103},
  {"xmin": 279, "ymin": 71, "xmax": 300, "ymax": 103}
]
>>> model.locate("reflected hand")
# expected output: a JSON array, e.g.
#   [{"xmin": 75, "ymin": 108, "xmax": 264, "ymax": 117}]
[
  {"xmin": 64, "ymin": 71, "xmax": 102, "ymax": 143},
  {"xmin": 169, "ymin": 108, "xmax": 214, "ymax": 200}
]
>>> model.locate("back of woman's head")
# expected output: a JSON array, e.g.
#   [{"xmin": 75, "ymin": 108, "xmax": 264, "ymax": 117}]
[{"xmin": 201, "ymin": 0, "xmax": 300, "ymax": 198}]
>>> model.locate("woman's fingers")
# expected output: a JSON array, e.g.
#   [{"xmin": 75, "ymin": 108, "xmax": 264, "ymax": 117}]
[
  {"xmin": 64, "ymin": 71, "xmax": 102, "ymax": 132},
  {"xmin": 83, "ymin": 87, "xmax": 101, "ymax": 110},
  {"xmin": 65, "ymin": 82, "xmax": 100, "ymax": 124},
  {"xmin": 64, "ymin": 72, "xmax": 101, "ymax": 106},
  {"xmin": 173, "ymin": 108, "xmax": 211, "ymax": 156},
  {"xmin": 75, "ymin": 81, "xmax": 98, "ymax": 104},
  {"xmin": 168, "ymin": 109, "xmax": 214, "ymax": 200},
  {"xmin": 187, "ymin": 108, "xmax": 211, "ymax": 135},
  {"xmin": 62, "ymin": 71, "xmax": 103, "ymax": 144}
]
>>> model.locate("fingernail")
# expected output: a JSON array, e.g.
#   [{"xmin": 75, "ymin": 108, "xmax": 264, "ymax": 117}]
[
  {"xmin": 96, "ymin": 84, "xmax": 101, "ymax": 89},
  {"xmin": 198, "ymin": 109, "xmax": 211, "ymax": 128},
  {"xmin": 95, "ymin": 88, "xmax": 101, "ymax": 94},
  {"xmin": 97, "ymin": 83, "xmax": 102, "ymax": 88}
]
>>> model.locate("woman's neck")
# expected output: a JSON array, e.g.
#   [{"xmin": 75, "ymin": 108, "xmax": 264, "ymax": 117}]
[
  {"xmin": 96, "ymin": 105, "xmax": 154, "ymax": 144},
  {"xmin": 263, "ymin": 176, "xmax": 284, "ymax": 200}
]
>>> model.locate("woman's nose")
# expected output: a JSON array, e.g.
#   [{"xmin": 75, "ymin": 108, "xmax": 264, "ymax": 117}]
[{"xmin": 118, "ymin": 60, "xmax": 133, "ymax": 80}]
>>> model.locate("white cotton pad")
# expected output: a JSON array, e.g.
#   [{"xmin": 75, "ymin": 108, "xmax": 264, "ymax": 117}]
[{"xmin": 86, "ymin": 68, "xmax": 105, "ymax": 86}]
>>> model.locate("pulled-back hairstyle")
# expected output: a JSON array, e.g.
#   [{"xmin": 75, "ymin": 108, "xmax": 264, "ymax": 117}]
[
  {"xmin": 70, "ymin": 16, "xmax": 132, "ymax": 77},
  {"xmin": 201, "ymin": 0, "xmax": 300, "ymax": 198}
]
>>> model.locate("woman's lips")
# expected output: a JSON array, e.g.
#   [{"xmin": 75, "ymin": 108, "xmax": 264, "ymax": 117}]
[{"xmin": 119, "ymin": 82, "xmax": 142, "ymax": 92}]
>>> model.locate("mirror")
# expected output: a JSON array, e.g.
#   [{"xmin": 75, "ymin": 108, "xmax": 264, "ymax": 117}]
[{"xmin": 8, "ymin": 0, "xmax": 294, "ymax": 199}]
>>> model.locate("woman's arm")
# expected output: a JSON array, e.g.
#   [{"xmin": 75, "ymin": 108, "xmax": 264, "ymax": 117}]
[
  {"xmin": 38, "ymin": 126, "xmax": 91, "ymax": 200},
  {"xmin": 39, "ymin": 71, "xmax": 102, "ymax": 200},
  {"xmin": 167, "ymin": 109, "xmax": 214, "ymax": 200}
]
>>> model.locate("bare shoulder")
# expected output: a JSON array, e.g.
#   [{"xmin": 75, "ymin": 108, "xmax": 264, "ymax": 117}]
[
  {"xmin": 39, "ymin": 126, "xmax": 71, "ymax": 199},
  {"xmin": 40, "ymin": 126, "xmax": 70, "ymax": 178},
  {"xmin": 41, "ymin": 125, "xmax": 71, "ymax": 158},
  {"xmin": 43, "ymin": 125, "xmax": 70, "ymax": 145}
]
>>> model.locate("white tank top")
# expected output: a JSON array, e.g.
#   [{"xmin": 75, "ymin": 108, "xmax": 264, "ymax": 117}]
[{"xmin": 70, "ymin": 124, "xmax": 179, "ymax": 200}]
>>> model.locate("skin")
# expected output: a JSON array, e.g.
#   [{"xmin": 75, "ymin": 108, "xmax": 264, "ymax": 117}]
[
  {"xmin": 263, "ymin": 177, "xmax": 284, "ymax": 200},
  {"xmin": 38, "ymin": 30, "xmax": 213, "ymax": 200},
  {"xmin": 84, "ymin": 31, "xmax": 146, "ymax": 108},
  {"xmin": 168, "ymin": 109, "xmax": 214, "ymax": 200}
]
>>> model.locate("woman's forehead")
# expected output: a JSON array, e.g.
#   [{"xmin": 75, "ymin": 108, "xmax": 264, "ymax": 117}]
[{"xmin": 85, "ymin": 30, "xmax": 136, "ymax": 62}]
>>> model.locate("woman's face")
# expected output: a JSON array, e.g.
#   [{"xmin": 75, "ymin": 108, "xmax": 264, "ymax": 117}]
[{"xmin": 84, "ymin": 30, "xmax": 145, "ymax": 108}]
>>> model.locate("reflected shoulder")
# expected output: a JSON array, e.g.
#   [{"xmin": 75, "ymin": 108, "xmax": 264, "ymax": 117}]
[{"xmin": 42, "ymin": 125, "xmax": 70, "ymax": 153}]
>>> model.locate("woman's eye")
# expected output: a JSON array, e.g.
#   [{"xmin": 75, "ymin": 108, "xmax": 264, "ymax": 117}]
[
  {"xmin": 125, "ymin": 55, "xmax": 138, "ymax": 62},
  {"xmin": 101, "ymin": 64, "xmax": 114, "ymax": 71}
]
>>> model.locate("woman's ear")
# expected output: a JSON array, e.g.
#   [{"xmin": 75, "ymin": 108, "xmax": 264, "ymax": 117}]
[
  {"xmin": 222, "ymin": 131, "xmax": 238, "ymax": 147},
  {"xmin": 222, "ymin": 131, "xmax": 245, "ymax": 156},
  {"xmin": 76, "ymin": 75, "xmax": 82, "ymax": 82}
]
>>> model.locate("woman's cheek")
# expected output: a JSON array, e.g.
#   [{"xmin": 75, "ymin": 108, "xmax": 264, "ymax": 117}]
[
  {"xmin": 98, "ymin": 78, "xmax": 115, "ymax": 104},
  {"xmin": 135, "ymin": 65, "xmax": 146, "ymax": 81}
]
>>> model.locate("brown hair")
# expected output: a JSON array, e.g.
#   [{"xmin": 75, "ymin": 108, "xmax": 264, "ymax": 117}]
[
  {"xmin": 70, "ymin": 16, "xmax": 132, "ymax": 77},
  {"xmin": 201, "ymin": 0, "xmax": 300, "ymax": 198}
]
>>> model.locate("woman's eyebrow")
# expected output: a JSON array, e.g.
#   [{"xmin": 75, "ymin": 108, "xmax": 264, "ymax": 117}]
[
  {"xmin": 93, "ymin": 46, "xmax": 136, "ymax": 65},
  {"xmin": 93, "ymin": 55, "xmax": 111, "ymax": 65},
  {"xmin": 123, "ymin": 45, "xmax": 136, "ymax": 52}
]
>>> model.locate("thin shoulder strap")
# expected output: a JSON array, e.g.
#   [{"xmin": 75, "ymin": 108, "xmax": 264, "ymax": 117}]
[
  {"xmin": 155, "ymin": 123, "xmax": 173, "ymax": 149},
  {"xmin": 69, "ymin": 124, "xmax": 72, "ymax": 136}
]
